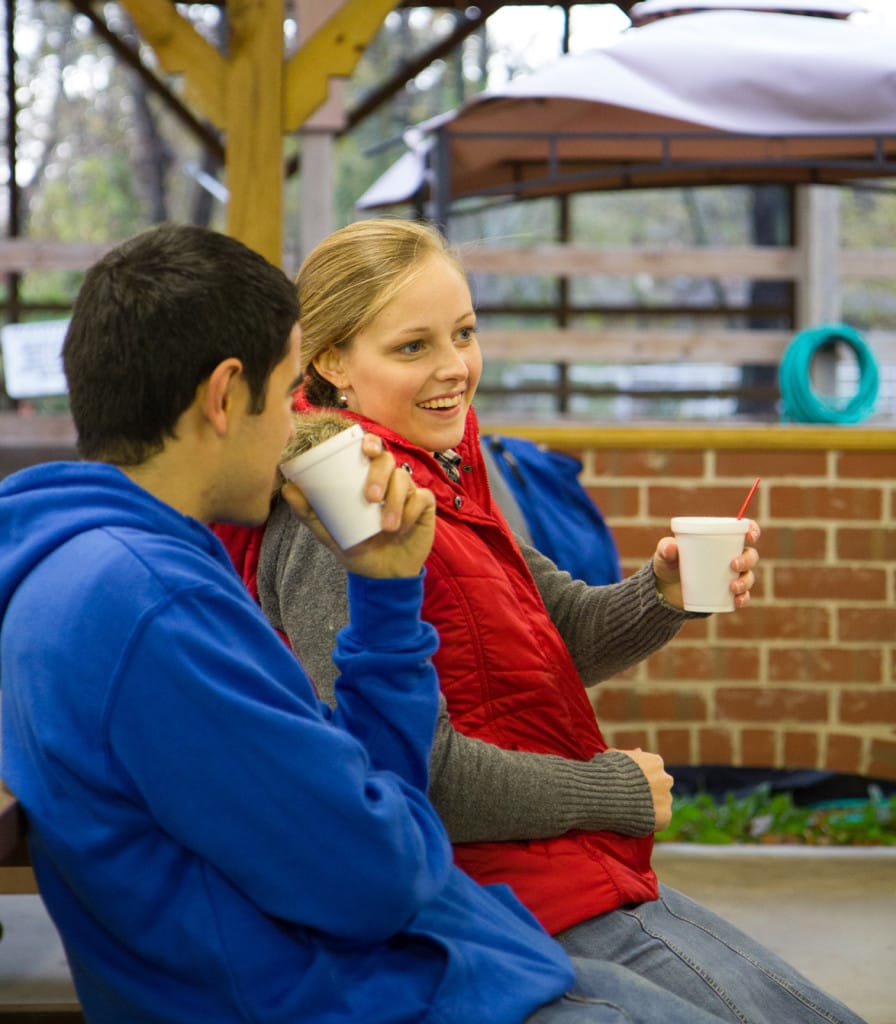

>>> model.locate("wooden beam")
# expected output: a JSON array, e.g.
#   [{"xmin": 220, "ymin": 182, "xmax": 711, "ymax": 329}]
[
  {"xmin": 115, "ymin": 0, "xmax": 400, "ymax": 263},
  {"xmin": 283, "ymin": 0, "xmax": 400, "ymax": 132},
  {"xmin": 117, "ymin": 0, "xmax": 226, "ymax": 129}
]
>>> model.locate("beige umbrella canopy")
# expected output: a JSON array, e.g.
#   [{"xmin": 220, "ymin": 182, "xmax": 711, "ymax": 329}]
[
  {"xmin": 358, "ymin": 5, "xmax": 896, "ymax": 216},
  {"xmin": 628, "ymin": 0, "xmax": 866, "ymax": 21}
]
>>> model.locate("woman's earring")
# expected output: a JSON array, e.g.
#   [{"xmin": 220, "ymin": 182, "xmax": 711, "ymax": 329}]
[{"xmin": 338, "ymin": 393, "xmax": 349, "ymax": 408}]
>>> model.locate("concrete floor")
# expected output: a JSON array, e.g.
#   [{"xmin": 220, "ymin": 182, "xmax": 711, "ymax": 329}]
[
  {"xmin": 1, "ymin": 845, "xmax": 895, "ymax": 1020},
  {"xmin": 653, "ymin": 844, "xmax": 896, "ymax": 1024},
  {"xmin": 0, "ymin": 893, "xmax": 78, "ymax": 1012}
]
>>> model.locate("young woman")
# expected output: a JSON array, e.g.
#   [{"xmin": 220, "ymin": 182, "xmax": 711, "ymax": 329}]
[{"xmin": 221, "ymin": 218, "xmax": 865, "ymax": 1024}]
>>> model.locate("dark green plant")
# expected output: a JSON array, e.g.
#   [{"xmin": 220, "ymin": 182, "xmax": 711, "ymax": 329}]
[{"xmin": 657, "ymin": 783, "xmax": 896, "ymax": 846}]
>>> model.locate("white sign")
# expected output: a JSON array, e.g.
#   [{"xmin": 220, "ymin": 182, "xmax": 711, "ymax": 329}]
[{"xmin": 1, "ymin": 319, "xmax": 69, "ymax": 398}]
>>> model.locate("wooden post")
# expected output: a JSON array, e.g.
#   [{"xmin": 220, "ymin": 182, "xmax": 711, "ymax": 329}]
[
  {"xmin": 795, "ymin": 184, "xmax": 842, "ymax": 394},
  {"xmin": 117, "ymin": 0, "xmax": 399, "ymax": 266},
  {"xmin": 225, "ymin": 0, "xmax": 285, "ymax": 261},
  {"xmin": 795, "ymin": 184, "xmax": 841, "ymax": 329},
  {"xmin": 295, "ymin": 0, "xmax": 346, "ymax": 262}
]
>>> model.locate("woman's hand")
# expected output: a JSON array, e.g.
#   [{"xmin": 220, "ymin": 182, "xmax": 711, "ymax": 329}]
[
  {"xmin": 610, "ymin": 747, "xmax": 674, "ymax": 832},
  {"xmin": 653, "ymin": 519, "xmax": 760, "ymax": 611}
]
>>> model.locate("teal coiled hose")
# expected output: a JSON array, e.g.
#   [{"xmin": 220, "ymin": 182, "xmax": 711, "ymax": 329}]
[{"xmin": 778, "ymin": 323, "xmax": 879, "ymax": 424}]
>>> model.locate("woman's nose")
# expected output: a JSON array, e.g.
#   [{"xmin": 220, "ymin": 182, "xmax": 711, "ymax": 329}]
[{"xmin": 435, "ymin": 342, "xmax": 469, "ymax": 380}]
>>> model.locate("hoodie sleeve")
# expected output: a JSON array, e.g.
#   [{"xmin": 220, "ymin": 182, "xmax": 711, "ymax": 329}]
[{"xmin": 104, "ymin": 572, "xmax": 451, "ymax": 943}]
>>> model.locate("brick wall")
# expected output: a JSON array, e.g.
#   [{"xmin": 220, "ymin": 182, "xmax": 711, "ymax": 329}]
[
  {"xmin": 494, "ymin": 423, "xmax": 896, "ymax": 782},
  {"xmin": 5, "ymin": 415, "xmax": 895, "ymax": 782}
]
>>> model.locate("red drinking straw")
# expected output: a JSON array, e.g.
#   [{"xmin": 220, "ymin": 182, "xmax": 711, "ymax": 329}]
[{"xmin": 736, "ymin": 477, "xmax": 761, "ymax": 520}]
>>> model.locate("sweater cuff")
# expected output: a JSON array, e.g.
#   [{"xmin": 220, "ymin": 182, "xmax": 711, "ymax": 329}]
[
  {"xmin": 344, "ymin": 571, "xmax": 428, "ymax": 648},
  {"xmin": 558, "ymin": 750, "xmax": 657, "ymax": 836},
  {"xmin": 636, "ymin": 561, "xmax": 708, "ymax": 621}
]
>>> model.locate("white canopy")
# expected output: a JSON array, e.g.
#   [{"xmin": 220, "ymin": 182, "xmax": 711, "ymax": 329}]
[
  {"xmin": 357, "ymin": 8, "xmax": 896, "ymax": 212},
  {"xmin": 628, "ymin": 0, "xmax": 866, "ymax": 23}
]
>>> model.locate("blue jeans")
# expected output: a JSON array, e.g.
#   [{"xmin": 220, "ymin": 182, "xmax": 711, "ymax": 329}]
[
  {"xmin": 526, "ymin": 957, "xmax": 726, "ymax": 1023},
  {"xmin": 553, "ymin": 884, "xmax": 866, "ymax": 1024}
]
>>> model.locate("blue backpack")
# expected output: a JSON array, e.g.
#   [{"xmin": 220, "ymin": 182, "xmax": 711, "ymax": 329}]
[{"xmin": 483, "ymin": 434, "xmax": 622, "ymax": 586}]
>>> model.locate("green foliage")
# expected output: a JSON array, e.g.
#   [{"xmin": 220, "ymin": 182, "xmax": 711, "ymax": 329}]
[
  {"xmin": 17, "ymin": 268, "xmax": 85, "ymax": 306},
  {"xmin": 33, "ymin": 153, "xmax": 145, "ymax": 242},
  {"xmin": 657, "ymin": 783, "xmax": 896, "ymax": 846}
]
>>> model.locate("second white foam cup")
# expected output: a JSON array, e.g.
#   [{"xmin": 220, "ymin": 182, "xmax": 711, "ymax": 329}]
[
  {"xmin": 670, "ymin": 516, "xmax": 750, "ymax": 613},
  {"xmin": 279, "ymin": 424, "xmax": 383, "ymax": 550}
]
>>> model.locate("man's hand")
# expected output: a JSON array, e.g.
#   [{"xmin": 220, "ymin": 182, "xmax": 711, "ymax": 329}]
[
  {"xmin": 280, "ymin": 433, "xmax": 436, "ymax": 579},
  {"xmin": 611, "ymin": 747, "xmax": 674, "ymax": 832}
]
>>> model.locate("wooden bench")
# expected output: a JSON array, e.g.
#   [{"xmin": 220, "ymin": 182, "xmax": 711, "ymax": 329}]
[
  {"xmin": 0, "ymin": 784, "xmax": 84, "ymax": 1021},
  {"xmin": 0, "ymin": 783, "xmax": 38, "ymax": 895}
]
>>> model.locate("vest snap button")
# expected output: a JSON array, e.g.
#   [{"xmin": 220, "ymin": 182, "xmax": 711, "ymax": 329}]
[{"xmin": 454, "ymin": 496, "xmax": 463, "ymax": 510}]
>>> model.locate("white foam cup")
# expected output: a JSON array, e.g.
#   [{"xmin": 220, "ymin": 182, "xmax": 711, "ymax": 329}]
[
  {"xmin": 279, "ymin": 424, "xmax": 383, "ymax": 550},
  {"xmin": 670, "ymin": 516, "xmax": 750, "ymax": 613}
]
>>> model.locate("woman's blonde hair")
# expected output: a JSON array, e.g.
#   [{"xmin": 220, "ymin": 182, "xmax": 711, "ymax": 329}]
[{"xmin": 297, "ymin": 218, "xmax": 466, "ymax": 407}]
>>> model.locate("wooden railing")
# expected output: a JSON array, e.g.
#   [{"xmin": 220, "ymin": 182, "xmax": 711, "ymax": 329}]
[
  {"xmin": 457, "ymin": 242, "xmax": 896, "ymax": 368},
  {"xmin": 3, "ymin": 239, "xmax": 895, "ymax": 409},
  {"xmin": 458, "ymin": 242, "xmax": 896, "ymax": 281}
]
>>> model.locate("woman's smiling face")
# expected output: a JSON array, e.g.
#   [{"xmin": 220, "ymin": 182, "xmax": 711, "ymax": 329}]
[{"xmin": 314, "ymin": 253, "xmax": 482, "ymax": 453}]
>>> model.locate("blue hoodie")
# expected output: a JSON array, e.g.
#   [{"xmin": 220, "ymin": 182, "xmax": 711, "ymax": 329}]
[{"xmin": 0, "ymin": 462, "xmax": 573, "ymax": 1023}]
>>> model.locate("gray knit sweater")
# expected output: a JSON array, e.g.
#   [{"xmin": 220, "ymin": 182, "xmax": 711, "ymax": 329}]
[{"xmin": 258, "ymin": 501, "xmax": 695, "ymax": 844}]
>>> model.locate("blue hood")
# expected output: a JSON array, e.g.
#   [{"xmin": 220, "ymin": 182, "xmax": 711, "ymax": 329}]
[{"xmin": 0, "ymin": 461, "xmax": 224, "ymax": 620}]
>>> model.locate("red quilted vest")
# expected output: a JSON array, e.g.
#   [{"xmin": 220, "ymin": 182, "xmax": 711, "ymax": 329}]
[{"xmin": 218, "ymin": 398, "xmax": 658, "ymax": 934}]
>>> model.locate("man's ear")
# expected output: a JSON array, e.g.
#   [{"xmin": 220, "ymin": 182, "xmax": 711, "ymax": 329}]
[
  {"xmin": 201, "ymin": 358, "xmax": 244, "ymax": 437},
  {"xmin": 313, "ymin": 346, "xmax": 349, "ymax": 390}
]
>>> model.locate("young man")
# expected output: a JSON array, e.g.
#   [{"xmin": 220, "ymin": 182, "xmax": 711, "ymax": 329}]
[{"xmin": 0, "ymin": 224, "xmax": 723, "ymax": 1024}]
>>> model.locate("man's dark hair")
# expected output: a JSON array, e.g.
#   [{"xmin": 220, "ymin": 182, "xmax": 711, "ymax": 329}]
[{"xmin": 63, "ymin": 224, "xmax": 300, "ymax": 464}]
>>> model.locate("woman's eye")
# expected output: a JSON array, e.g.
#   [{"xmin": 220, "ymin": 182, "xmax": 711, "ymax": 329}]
[
  {"xmin": 457, "ymin": 326, "xmax": 477, "ymax": 343},
  {"xmin": 399, "ymin": 340, "xmax": 424, "ymax": 354}
]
